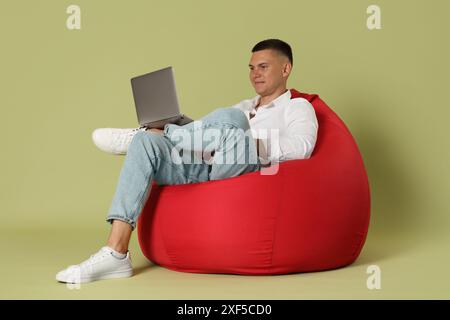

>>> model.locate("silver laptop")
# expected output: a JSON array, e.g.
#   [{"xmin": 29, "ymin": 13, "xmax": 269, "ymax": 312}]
[{"xmin": 130, "ymin": 66, "xmax": 193, "ymax": 129}]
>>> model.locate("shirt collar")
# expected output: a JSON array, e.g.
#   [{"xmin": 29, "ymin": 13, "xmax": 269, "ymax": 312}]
[{"xmin": 251, "ymin": 89, "xmax": 291, "ymax": 109}]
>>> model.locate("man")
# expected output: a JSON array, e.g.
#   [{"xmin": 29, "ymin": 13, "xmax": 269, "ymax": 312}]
[{"xmin": 56, "ymin": 39, "xmax": 318, "ymax": 284}]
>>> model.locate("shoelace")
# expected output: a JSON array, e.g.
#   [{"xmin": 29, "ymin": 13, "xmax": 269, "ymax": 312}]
[
  {"xmin": 114, "ymin": 127, "xmax": 147, "ymax": 145},
  {"xmin": 79, "ymin": 250, "xmax": 111, "ymax": 268}
]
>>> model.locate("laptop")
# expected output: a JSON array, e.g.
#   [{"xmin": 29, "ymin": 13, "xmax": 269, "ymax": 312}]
[{"xmin": 130, "ymin": 66, "xmax": 194, "ymax": 129}]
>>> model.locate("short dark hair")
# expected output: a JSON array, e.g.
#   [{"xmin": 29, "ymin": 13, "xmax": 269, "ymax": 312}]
[{"xmin": 252, "ymin": 39, "xmax": 293, "ymax": 65}]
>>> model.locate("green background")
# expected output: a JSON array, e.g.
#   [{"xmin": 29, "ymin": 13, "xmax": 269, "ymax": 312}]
[{"xmin": 0, "ymin": 0, "xmax": 449, "ymax": 299}]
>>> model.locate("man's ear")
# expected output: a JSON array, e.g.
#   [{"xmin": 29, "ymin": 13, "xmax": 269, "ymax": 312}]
[{"xmin": 282, "ymin": 62, "xmax": 292, "ymax": 78}]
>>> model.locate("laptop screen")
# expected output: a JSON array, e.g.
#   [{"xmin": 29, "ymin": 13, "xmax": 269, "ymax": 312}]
[{"xmin": 130, "ymin": 66, "xmax": 181, "ymax": 126}]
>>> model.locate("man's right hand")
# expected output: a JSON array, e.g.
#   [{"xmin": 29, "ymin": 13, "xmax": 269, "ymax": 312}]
[{"xmin": 148, "ymin": 128, "xmax": 164, "ymax": 135}]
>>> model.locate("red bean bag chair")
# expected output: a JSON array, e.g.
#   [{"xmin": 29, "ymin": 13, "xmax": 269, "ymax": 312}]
[{"xmin": 137, "ymin": 89, "xmax": 370, "ymax": 275}]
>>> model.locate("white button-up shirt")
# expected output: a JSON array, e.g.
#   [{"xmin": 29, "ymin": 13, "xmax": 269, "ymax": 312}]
[{"xmin": 231, "ymin": 89, "xmax": 318, "ymax": 164}]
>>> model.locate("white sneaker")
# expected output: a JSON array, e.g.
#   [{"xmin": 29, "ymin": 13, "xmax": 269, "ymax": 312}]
[
  {"xmin": 92, "ymin": 127, "xmax": 148, "ymax": 155},
  {"xmin": 56, "ymin": 246, "xmax": 133, "ymax": 284}
]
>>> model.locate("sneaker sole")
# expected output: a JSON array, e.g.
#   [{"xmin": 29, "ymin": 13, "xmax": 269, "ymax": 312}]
[{"xmin": 56, "ymin": 269, "xmax": 133, "ymax": 284}]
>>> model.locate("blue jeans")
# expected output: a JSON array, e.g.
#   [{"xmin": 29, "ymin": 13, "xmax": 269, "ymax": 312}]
[{"xmin": 106, "ymin": 108, "xmax": 261, "ymax": 230}]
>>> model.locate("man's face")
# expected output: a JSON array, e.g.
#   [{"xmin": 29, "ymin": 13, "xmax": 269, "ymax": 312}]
[{"xmin": 248, "ymin": 49, "xmax": 291, "ymax": 96}]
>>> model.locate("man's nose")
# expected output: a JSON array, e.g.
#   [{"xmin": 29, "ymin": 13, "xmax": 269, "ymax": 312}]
[{"xmin": 252, "ymin": 70, "xmax": 262, "ymax": 79}]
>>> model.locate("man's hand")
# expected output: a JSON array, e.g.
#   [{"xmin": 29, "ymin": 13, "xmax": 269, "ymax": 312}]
[{"xmin": 149, "ymin": 128, "xmax": 164, "ymax": 135}]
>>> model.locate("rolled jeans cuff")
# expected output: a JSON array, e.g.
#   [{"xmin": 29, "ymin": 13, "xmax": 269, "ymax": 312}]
[{"xmin": 106, "ymin": 216, "xmax": 137, "ymax": 231}]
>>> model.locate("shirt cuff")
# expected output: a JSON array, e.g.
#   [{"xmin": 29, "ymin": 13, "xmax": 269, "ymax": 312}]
[{"xmin": 163, "ymin": 123, "xmax": 178, "ymax": 139}]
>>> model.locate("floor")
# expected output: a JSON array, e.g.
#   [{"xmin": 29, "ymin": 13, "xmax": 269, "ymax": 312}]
[{"xmin": 0, "ymin": 225, "xmax": 448, "ymax": 299}]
